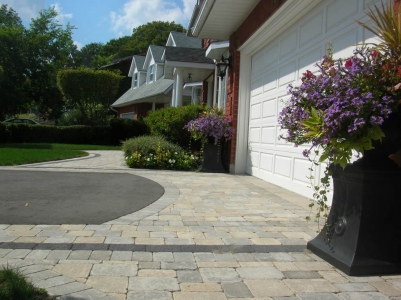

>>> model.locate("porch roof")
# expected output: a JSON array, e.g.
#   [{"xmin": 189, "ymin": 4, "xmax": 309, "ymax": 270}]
[{"xmin": 111, "ymin": 76, "xmax": 173, "ymax": 107}]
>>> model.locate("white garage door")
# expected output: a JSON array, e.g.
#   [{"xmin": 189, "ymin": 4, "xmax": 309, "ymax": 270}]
[{"xmin": 246, "ymin": 0, "xmax": 382, "ymax": 199}]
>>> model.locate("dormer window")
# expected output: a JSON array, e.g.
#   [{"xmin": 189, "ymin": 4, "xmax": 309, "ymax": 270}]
[
  {"xmin": 149, "ymin": 65, "xmax": 155, "ymax": 82},
  {"xmin": 133, "ymin": 73, "xmax": 138, "ymax": 88}
]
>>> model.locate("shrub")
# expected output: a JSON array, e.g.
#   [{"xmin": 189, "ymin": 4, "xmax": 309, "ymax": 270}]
[
  {"xmin": 109, "ymin": 118, "xmax": 148, "ymax": 146},
  {"xmin": 122, "ymin": 135, "xmax": 200, "ymax": 170},
  {"xmin": 144, "ymin": 105, "xmax": 206, "ymax": 150}
]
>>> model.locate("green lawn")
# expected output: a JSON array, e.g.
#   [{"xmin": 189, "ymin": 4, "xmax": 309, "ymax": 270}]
[
  {"xmin": 0, "ymin": 266, "xmax": 54, "ymax": 300},
  {"xmin": 0, "ymin": 143, "xmax": 120, "ymax": 166}
]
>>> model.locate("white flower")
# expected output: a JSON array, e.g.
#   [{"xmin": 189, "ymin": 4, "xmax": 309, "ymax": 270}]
[
  {"xmin": 146, "ymin": 158, "xmax": 150, "ymax": 161},
  {"xmin": 174, "ymin": 152, "xmax": 178, "ymax": 155}
]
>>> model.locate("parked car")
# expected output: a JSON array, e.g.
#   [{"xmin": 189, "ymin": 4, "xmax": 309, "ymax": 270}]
[{"xmin": 3, "ymin": 118, "xmax": 40, "ymax": 125}]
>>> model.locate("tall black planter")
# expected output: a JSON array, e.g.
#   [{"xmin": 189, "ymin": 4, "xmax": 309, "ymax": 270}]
[
  {"xmin": 307, "ymin": 112, "xmax": 401, "ymax": 276},
  {"xmin": 201, "ymin": 143, "xmax": 227, "ymax": 173}
]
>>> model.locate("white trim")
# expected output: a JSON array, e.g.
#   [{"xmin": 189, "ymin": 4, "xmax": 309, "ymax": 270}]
[
  {"xmin": 205, "ymin": 41, "xmax": 230, "ymax": 60},
  {"xmin": 239, "ymin": 0, "xmax": 323, "ymax": 55},
  {"xmin": 183, "ymin": 81, "xmax": 202, "ymax": 89},
  {"xmin": 164, "ymin": 61, "xmax": 215, "ymax": 69},
  {"xmin": 234, "ymin": 0, "xmax": 323, "ymax": 174},
  {"xmin": 234, "ymin": 53, "xmax": 251, "ymax": 174}
]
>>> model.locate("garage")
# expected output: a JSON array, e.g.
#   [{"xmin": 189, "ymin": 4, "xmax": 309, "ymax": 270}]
[{"xmin": 243, "ymin": 0, "xmax": 381, "ymax": 199}]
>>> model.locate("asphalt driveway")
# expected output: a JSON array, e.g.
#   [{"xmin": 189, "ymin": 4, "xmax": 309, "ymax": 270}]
[{"xmin": 0, "ymin": 170, "xmax": 164, "ymax": 224}]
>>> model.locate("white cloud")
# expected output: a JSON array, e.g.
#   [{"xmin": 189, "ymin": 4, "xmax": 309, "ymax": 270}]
[
  {"xmin": 74, "ymin": 40, "xmax": 83, "ymax": 50},
  {"xmin": 110, "ymin": 0, "xmax": 197, "ymax": 35},
  {"xmin": 1, "ymin": 0, "xmax": 46, "ymax": 20},
  {"xmin": 50, "ymin": 3, "xmax": 73, "ymax": 24}
]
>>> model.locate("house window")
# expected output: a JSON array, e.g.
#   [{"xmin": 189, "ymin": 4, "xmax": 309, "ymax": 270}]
[
  {"xmin": 192, "ymin": 87, "xmax": 201, "ymax": 105},
  {"xmin": 132, "ymin": 73, "xmax": 138, "ymax": 88},
  {"xmin": 149, "ymin": 65, "xmax": 155, "ymax": 82}
]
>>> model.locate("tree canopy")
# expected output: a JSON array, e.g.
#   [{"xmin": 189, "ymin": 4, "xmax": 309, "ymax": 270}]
[
  {"xmin": 57, "ymin": 68, "xmax": 122, "ymax": 125},
  {"xmin": 0, "ymin": 4, "xmax": 76, "ymax": 120}
]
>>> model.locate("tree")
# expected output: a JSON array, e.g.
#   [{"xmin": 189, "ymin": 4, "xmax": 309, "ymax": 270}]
[
  {"xmin": 0, "ymin": 4, "xmax": 76, "ymax": 121},
  {"xmin": 26, "ymin": 6, "xmax": 76, "ymax": 120},
  {"xmin": 57, "ymin": 68, "xmax": 122, "ymax": 125},
  {"xmin": 98, "ymin": 21, "xmax": 186, "ymax": 60},
  {"xmin": 80, "ymin": 42, "xmax": 104, "ymax": 57},
  {"xmin": 0, "ymin": 5, "xmax": 30, "ymax": 120}
]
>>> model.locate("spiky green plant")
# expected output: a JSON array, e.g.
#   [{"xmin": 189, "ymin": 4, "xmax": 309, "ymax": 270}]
[{"xmin": 356, "ymin": 1, "xmax": 401, "ymax": 60}]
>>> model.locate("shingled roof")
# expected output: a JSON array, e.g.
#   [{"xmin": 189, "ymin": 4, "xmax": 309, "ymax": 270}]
[
  {"xmin": 164, "ymin": 47, "xmax": 214, "ymax": 64},
  {"xmin": 169, "ymin": 31, "xmax": 202, "ymax": 48},
  {"xmin": 111, "ymin": 76, "xmax": 173, "ymax": 107},
  {"xmin": 149, "ymin": 45, "xmax": 165, "ymax": 63}
]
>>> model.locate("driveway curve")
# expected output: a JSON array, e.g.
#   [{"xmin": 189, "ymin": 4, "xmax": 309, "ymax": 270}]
[{"xmin": 0, "ymin": 170, "xmax": 164, "ymax": 224}]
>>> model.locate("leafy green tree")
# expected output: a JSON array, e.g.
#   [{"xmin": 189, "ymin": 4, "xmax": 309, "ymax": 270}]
[
  {"xmin": 57, "ymin": 68, "xmax": 122, "ymax": 125},
  {"xmin": 26, "ymin": 6, "xmax": 76, "ymax": 120},
  {"xmin": 0, "ymin": 65, "xmax": 3, "ymax": 83},
  {"xmin": 0, "ymin": 5, "xmax": 31, "ymax": 120},
  {"xmin": 80, "ymin": 42, "xmax": 104, "ymax": 57},
  {"xmin": 0, "ymin": 4, "xmax": 76, "ymax": 121},
  {"xmin": 99, "ymin": 21, "xmax": 186, "ymax": 60}
]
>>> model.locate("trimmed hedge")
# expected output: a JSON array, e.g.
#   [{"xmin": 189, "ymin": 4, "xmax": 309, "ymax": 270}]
[
  {"xmin": 0, "ymin": 118, "xmax": 148, "ymax": 145},
  {"xmin": 144, "ymin": 105, "xmax": 206, "ymax": 150}
]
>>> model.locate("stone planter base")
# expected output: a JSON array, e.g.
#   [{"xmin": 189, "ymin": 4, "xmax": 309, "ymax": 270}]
[
  {"xmin": 200, "ymin": 143, "xmax": 227, "ymax": 173},
  {"xmin": 307, "ymin": 164, "xmax": 401, "ymax": 276}
]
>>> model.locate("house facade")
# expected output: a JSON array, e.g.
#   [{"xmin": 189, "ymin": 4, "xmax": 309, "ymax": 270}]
[
  {"xmin": 188, "ymin": 0, "xmax": 392, "ymax": 200},
  {"xmin": 111, "ymin": 31, "xmax": 214, "ymax": 119}
]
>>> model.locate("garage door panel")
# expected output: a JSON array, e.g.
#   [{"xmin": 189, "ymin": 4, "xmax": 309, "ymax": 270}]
[
  {"xmin": 266, "ymin": 43, "xmax": 279, "ymax": 66},
  {"xmin": 250, "ymin": 102, "xmax": 262, "ymax": 120},
  {"xmin": 247, "ymin": 0, "xmax": 387, "ymax": 200},
  {"xmin": 293, "ymin": 158, "xmax": 313, "ymax": 184},
  {"xmin": 251, "ymin": 75, "xmax": 264, "ymax": 97},
  {"xmin": 299, "ymin": 10, "xmax": 324, "ymax": 48},
  {"xmin": 326, "ymin": 0, "xmax": 358, "ymax": 30},
  {"xmin": 278, "ymin": 61, "xmax": 297, "ymax": 87},
  {"xmin": 262, "ymin": 98, "xmax": 276, "ymax": 119},
  {"xmin": 280, "ymin": 30, "xmax": 298, "ymax": 59},
  {"xmin": 261, "ymin": 126, "xmax": 276, "ymax": 145},
  {"xmin": 298, "ymin": 47, "xmax": 323, "ymax": 80},
  {"xmin": 252, "ymin": 51, "xmax": 265, "ymax": 77},
  {"xmin": 263, "ymin": 70, "xmax": 278, "ymax": 93},
  {"xmin": 260, "ymin": 153, "xmax": 274, "ymax": 172},
  {"xmin": 330, "ymin": 29, "xmax": 359, "ymax": 59},
  {"xmin": 274, "ymin": 156, "xmax": 292, "ymax": 178},
  {"xmin": 249, "ymin": 151, "xmax": 259, "ymax": 168}
]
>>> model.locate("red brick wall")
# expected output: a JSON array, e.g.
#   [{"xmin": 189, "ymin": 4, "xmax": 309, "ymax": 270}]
[
  {"xmin": 117, "ymin": 103, "xmax": 162, "ymax": 120},
  {"xmin": 225, "ymin": 0, "xmax": 287, "ymax": 167}
]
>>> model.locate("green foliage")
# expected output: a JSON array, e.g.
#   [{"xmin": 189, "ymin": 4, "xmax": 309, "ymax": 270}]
[
  {"xmin": 123, "ymin": 135, "xmax": 200, "ymax": 170},
  {"xmin": 0, "ymin": 265, "xmax": 50, "ymax": 300},
  {"xmin": 0, "ymin": 65, "xmax": 3, "ymax": 82},
  {"xmin": 144, "ymin": 105, "xmax": 206, "ymax": 150},
  {"xmin": 0, "ymin": 5, "xmax": 31, "ymax": 120},
  {"xmin": 80, "ymin": 42, "xmax": 104, "ymax": 57},
  {"xmin": 57, "ymin": 108, "xmax": 87, "ymax": 125},
  {"xmin": 57, "ymin": 68, "xmax": 122, "ymax": 125},
  {"xmin": 0, "ymin": 4, "xmax": 76, "ymax": 121},
  {"xmin": 0, "ymin": 119, "xmax": 146, "ymax": 145},
  {"xmin": 98, "ymin": 21, "xmax": 186, "ymax": 59}
]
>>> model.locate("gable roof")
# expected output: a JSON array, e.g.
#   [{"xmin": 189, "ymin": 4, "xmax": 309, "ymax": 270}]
[
  {"xmin": 167, "ymin": 31, "xmax": 202, "ymax": 48},
  {"xmin": 164, "ymin": 47, "xmax": 214, "ymax": 64},
  {"xmin": 149, "ymin": 45, "xmax": 165, "ymax": 63},
  {"xmin": 111, "ymin": 76, "xmax": 173, "ymax": 107},
  {"xmin": 128, "ymin": 55, "xmax": 146, "ymax": 76}
]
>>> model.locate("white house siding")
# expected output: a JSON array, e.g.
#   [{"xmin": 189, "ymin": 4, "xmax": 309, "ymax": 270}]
[{"xmin": 244, "ymin": 0, "xmax": 383, "ymax": 200}]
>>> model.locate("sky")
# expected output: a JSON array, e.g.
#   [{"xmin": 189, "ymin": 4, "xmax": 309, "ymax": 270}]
[{"xmin": 1, "ymin": 0, "xmax": 197, "ymax": 49}]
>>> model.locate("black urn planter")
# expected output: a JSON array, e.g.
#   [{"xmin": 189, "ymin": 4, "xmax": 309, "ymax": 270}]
[
  {"xmin": 200, "ymin": 142, "xmax": 227, "ymax": 173},
  {"xmin": 307, "ymin": 112, "xmax": 401, "ymax": 276}
]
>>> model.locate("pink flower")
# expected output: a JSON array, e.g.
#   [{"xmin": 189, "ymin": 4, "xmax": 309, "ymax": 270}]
[{"xmin": 345, "ymin": 59, "xmax": 352, "ymax": 68}]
